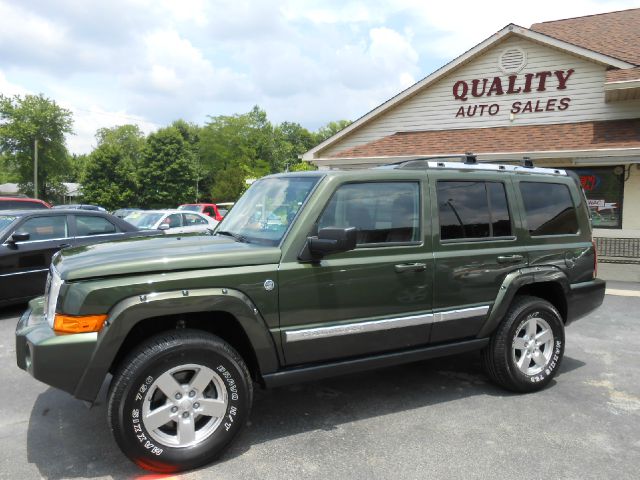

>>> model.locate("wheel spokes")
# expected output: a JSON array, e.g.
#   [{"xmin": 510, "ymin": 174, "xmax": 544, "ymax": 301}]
[
  {"xmin": 198, "ymin": 398, "xmax": 227, "ymax": 418},
  {"xmin": 144, "ymin": 403, "xmax": 175, "ymax": 431},
  {"xmin": 154, "ymin": 371, "xmax": 183, "ymax": 399},
  {"xmin": 516, "ymin": 352, "xmax": 530, "ymax": 373},
  {"xmin": 526, "ymin": 318, "xmax": 537, "ymax": 338},
  {"xmin": 532, "ymin": 350, "xmax": 547, "ymax": 368},
  {"xmin": 535, "ymin": 329, "xmax": 552, "ymax": 345},
  {"xmin": 190, "ymin": 367, "xmax": 215, "ymax": 394},
  {"xmin": 513, "ymin": 337, "xmax": 527, "ymax": 350},
  {"xmin": 177, "ymin": 416, "xmax": 196, "ymax": 445}
]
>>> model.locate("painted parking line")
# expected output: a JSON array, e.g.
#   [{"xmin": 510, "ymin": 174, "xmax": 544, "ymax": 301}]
[{"xmin": 606, "ymin": 288, "xmax": 640, "ymax": 297}]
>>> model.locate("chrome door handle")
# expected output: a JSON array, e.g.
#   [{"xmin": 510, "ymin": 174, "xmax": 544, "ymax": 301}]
[
  {"xmin": 395, "ymin": 262, "xmax": 427, "ymax": 273},
  {"xmin": 58, "ymin": 243, "xmax": 72, "ymax": 248},
  {"xmin": 496, "ymin": 255, "xmax": 524, "ymax": 264}
]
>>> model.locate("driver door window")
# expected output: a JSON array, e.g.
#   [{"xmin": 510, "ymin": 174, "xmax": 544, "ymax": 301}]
[
  {"xmin": 317, "ymin": 182, "xmax": 421, "ymax": 245},
  {"xmin": 17, "ymin": 216, "xmax": 68, "ymax": 241}
]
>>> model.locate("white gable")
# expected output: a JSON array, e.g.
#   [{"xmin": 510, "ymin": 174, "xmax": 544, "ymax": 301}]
[{"xmin": 318, "ymin": 35, "xmax": 640, "ymax": 158}]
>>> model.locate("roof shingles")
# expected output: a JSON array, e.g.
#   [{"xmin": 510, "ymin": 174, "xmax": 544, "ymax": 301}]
[
  {"xmin": 530, "ymin": 8, "xmax": 640, "ymax": 65},
  {"xmin": 329, "ymin": 120, "xmax": 640, "ymax": 158}
]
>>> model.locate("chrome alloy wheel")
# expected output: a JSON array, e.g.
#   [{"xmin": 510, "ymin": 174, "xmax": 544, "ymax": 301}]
[
  {"xmin": 142, "ymin": 364, "xmax": 228, "ymax": 448},
  {"xmin": 512, "ymin": 317, "xmax": 554, "ymax": 376}
]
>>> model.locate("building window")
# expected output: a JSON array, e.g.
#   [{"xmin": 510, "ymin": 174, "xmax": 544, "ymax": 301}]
[
  {"xmin": 568, "ymin": 166, "xmax": 624, "ymax": 229},
  {"xmin": 519, "ymin": 182, "xmax": 578, "ymax": 236},
  {"xmin": 437, "ymin": 181, "xmax": 512, "ymax": 240}
]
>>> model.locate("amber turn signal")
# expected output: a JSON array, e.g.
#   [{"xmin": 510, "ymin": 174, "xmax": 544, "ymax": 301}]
[{"xmin": 53, "ymin": 314, "xmax": 108, "ymax": 333}]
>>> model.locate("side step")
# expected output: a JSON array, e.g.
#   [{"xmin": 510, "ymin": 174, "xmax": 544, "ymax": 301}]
[{"xmin": 262, "ymin": 338, "xmax": 489, "ymax": 388}]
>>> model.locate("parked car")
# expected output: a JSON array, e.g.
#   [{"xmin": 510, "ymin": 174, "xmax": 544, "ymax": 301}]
[
  {"xmin": 52, "ymin": 204, "xmax": 106, "ymax": 211},
  {"xmin": 124, "ymin": 209, "xmax": 218, "ymax": 234},
  {"xmin": 16, "ymin": 156, "xmax": 605, "ymax": 472},
  {"xmin": 112, "ymin": 208, "xmax": 142, "ymax": 219},
  {"xmin": 0, "ymin": 196, "xmax": 50, "ymax": 210},
  {"xmin": 0, "ymin": 209, "xmax": 158, "ymax": 306},
  {"xmin": 178, "ymin": 203, "xmax": 227, "ymax": 221}
]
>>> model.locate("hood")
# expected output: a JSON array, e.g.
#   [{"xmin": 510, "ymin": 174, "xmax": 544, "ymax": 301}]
[{"xmin": 53, "ymin": 234, "xmax": 281, "ymax": 281}]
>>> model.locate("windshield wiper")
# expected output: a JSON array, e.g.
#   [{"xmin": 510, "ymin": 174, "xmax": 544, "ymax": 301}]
[{"xmin": 216, "ymin": 230, "xmax": 249, "ymax": 243}]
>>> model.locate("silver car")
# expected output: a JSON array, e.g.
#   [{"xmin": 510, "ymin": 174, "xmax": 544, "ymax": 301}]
[{"xmin": 124, "ymin": 209, "xmax": 218, "ymax": 234}]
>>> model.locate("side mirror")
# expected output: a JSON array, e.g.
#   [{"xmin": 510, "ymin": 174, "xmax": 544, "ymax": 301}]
[
  {"xmin": 158, "ymin": 224, "xmax": 170, "ymax": 231},
  {"xmin": 301, "ymin": 227, "xmax": 357, "ymax": 262},
  {"xmin": 9, "ymin": 231, "xmax": 30, "ymax": 243}
]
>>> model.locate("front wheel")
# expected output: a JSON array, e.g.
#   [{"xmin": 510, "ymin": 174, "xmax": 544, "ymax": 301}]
[
  {"xmin": 482, "ymin": 295, "xmax": 565, "ymax": 393},
  {"xmin": 107, "ymin": 330, "xmax": 252, "ymax": 473}
]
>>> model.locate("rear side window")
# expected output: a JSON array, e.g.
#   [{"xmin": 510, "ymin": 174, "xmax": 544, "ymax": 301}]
[
  {"xmin": 437, "ymin": 181, "xmax": 512, "ymax": 240},
  {"xmin": 76, "ymin": 215, "xmax": 117, "ymax": 236},
  {"xmin": 519, "ymin": 182, "xmax": 578, "ymax": 236}
]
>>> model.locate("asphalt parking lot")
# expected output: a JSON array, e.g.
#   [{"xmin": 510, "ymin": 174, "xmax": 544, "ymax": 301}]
[{"xmin": 1, "ymin": 287, "xmax": 639, "ymax": 480}]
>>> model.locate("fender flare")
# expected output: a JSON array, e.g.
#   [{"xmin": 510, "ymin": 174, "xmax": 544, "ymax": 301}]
[
  {"xmin": 476, "ymin": 266, "xmax": 570, "ymax": 338},
  {"xmin": 73, "ymin": 287, "xmax": 280, "ymax": 402}
]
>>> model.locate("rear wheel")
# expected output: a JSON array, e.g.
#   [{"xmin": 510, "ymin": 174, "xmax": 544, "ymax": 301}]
[
  {"xmin": 482, "ymin": 295, "xmax": 565, "ymax": 392},
  {"xmin": 108, "ymin": 330, "xmax": 252, "ymax": 473}
]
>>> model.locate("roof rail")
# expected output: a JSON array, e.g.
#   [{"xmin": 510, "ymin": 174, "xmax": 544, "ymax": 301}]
[{"xmin": 389, "ymin": 156, "xmax": 566, "ymax": 176}]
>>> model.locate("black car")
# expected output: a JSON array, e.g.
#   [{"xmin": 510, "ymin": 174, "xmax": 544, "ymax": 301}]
[
  {"xmin": 52, "ymin": 204, "xmax": 106, "ymax": 211},
  {"xmin": 0, "ymin": 209, "xmax": 157, "ymax": 306}
]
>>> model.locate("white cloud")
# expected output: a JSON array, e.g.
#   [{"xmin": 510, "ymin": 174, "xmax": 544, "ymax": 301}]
[{"xmin": 1, "ymin": 0, "xmax": 637, "ymax": 154}]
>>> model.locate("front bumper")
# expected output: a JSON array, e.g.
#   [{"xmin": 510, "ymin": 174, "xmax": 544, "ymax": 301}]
[
  {"xmin": 15, "ymin": 297, "xmax": 98, "ymax": 397},
  {"xmin": 566, "ymin": 278, "xmax": 606, "ymax": 325}
]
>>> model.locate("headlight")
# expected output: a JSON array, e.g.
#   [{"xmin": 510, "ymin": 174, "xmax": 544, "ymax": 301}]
[{"xmin": 44, "ymin": 266, "xmax": 63, "ymax": 328}]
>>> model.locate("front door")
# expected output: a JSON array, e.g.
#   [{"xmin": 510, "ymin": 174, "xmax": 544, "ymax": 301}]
[
  {"xmin": 278, "ymin": 180, "xmax": 434, "ymax": 365},
  {"xmin": 0, "ymin": 214, "xmax": 71, "ymax": 303}
]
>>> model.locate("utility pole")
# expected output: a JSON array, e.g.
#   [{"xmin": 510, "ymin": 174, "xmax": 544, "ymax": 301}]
[{"xmin": 33, "ymin": 138, "xmax": 38, "ymax": 199}]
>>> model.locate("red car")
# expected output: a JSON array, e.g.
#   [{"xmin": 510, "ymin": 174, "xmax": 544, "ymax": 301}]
[
  {"xmin": 178, "ymin": 203, "xmax": 228, "ymax": 221},
  {"xmin": 0, "ymin": 197, "xmax": 51, "ymax": 210}
]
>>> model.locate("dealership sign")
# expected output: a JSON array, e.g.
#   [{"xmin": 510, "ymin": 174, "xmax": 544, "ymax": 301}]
[{"xmin": 452, "ymin": 69, "xmax": 574, "ymax": 118}]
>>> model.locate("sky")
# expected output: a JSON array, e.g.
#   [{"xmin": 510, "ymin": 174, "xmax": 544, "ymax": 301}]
[{"xmin": 0, "ymin": 0, "xmax": 637, "ymax": 154}]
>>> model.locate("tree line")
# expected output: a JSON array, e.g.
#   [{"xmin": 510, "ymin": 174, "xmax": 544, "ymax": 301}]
[{"xmin": 0, "ymin": 94, "xmax": 350, "ymax": 210}]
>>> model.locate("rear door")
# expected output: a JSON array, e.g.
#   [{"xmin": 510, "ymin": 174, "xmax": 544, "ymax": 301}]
[
  {"xmin": 72, "ymin": 214, "xmax": 123, "ymax": 246},
  {"xmin": 181, "ymin": 213, "xmax": 209, "ymax": 233},
  {"xmin": 429, "ymin": 172, "xmax": 528, "ymax": 343},
  {"xmin": 0, "ymin": 213, "xmax": 71, "ymax": 303}
]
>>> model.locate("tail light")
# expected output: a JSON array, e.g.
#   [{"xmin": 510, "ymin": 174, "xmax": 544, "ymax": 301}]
[{"xmin": 592, "ymin": 240, "xmax": 598, "ymax": 279}]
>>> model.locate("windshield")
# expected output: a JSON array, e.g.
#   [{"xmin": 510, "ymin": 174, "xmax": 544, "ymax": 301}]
[
  {"xmin": 124, "ymin": 212, "xmax": 164, "ymax": 229},
  {"xmin": 0, "ymin": 215, "xmax": 17, "ymax": 234},
  {"xmin": 178, "ymin": 205, "xmax": 200, "ymax": 212},
  {"xmin": 217, "ymin": 176, "xmax": 319, "ymax": 245}
]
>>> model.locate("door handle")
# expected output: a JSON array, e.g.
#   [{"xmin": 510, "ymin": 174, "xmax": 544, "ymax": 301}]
[
  {"xmin": 395, "ymin": 263, "xmax": 427, "ymax": 273},
  {"xmin": 58, "ymin": 243, "xmax": 72, "ymax": 248},
  {"xmin": 496, "ymin": 254, "xmax": 524, "ymax": 264}
]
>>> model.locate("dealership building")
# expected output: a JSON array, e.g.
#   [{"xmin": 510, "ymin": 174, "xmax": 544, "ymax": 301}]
[{"xmin": 304, "ymin": 9, "xmax": 640, "ymax": 243}]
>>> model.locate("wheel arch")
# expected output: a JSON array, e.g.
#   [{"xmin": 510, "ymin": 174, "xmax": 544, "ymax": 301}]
[
  {"xmin": 477, "ymin": 266, "xmax": 570, "ymax": 338},
  {"xmin": 73, "ymin": 288, "xmax": 280, "ymax": 402}
]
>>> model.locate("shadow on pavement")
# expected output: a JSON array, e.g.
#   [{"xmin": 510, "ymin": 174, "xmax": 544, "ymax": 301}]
[
  {"xmin": 0, "ymin": 304, "xmax": 26, "ymax": 321},
  {"xmin": 25, "ymin": 351, "xmax": 586, "ymax": 479}
]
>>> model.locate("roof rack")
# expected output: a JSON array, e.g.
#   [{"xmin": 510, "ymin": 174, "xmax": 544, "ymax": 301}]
[{"xmin": 390, "ymin": 155, "xmax": 566, "ymax": 176}]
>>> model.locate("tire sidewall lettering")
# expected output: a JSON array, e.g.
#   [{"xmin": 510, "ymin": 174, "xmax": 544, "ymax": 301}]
[{"xmin": 125, "ymin": 352, "xmax": 245, "ymax": 459}]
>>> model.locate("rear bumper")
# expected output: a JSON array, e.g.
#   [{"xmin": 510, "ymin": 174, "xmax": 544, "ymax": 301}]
[
  {"xmin": 566, "ymin": 278, "xmax": 606, "ymax": 325},
  {"xmin": 15, "ymin": 297, "xmax": 97, "ymax": 397}
]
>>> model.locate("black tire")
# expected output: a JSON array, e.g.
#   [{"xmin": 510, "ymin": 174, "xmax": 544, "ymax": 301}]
[
  {"xmin": 482, "ymin": 295, "xmax": 565, "ymax": 393},
  {"xmin": 107, "ymin": 329, "xmax": 252, "ymax": 473}
]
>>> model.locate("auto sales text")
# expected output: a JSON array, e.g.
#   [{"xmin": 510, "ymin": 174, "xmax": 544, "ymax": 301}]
[{"xmin": 452, "ymin": 69, "xmax": 574, "ymax": 118}]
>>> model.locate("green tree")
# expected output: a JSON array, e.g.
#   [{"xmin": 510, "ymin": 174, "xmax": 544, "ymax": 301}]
[
  {"xmin": 138, "ymin": 126, "xmax": 196, "ymax": 208},
  {"xmin": 315, "ymin": 119, "xmax": 352, "ymax": 143},
  {"xmin": 81, "ymin": 125, "xmax": 145, "ymax": 210},
  {"xmin": 0, "ymin": 94, "xmax": 73, "ymax": 200}
]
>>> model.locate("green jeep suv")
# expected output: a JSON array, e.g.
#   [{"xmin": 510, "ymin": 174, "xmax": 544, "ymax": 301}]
[{"xmin": 16, "ymin": 156, "xmax": 605, "ymax": 472}]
